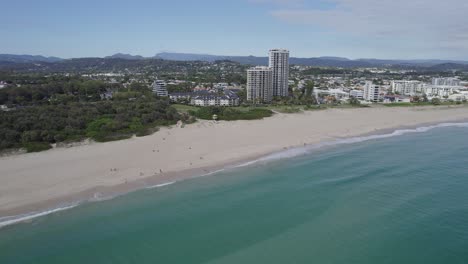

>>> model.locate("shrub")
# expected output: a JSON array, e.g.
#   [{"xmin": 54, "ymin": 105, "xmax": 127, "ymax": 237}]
[
  {"xmin": 190, "ymin": 107, "xmax": 273, "ymax": 121},
  {"xmin": 23, "ymin": 142, "xmax": 52, "ymax": 153}
]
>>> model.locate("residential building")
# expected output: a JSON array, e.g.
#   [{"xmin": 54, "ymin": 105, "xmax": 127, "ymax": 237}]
[
  {"xmin": 247, "ymin": 66, "xmax": 273, "ymax": 103},
  {"xmin": 314, "ymin": 88, "xmax": 349, "ymax": 100},
  {"xmin": 350, "ymin": 89, "xmax": 364, "ymax": 99},
  {"xmin": 383, "ymin": 95, "xmax": 411, "ymax": 104},
  {"xmin": 190, "ymin": 90, "xmax": 239, "ymax": 107},
  {"xmin": 100, "ymin": 90, "xmax": 114, "ymax": 100},
  {"xmin": 364, "ymin": 81, "xmax": 381, "ymax": 102},
  {"xmin": 269, "ymin": 49, "xmax": 289, "ymax": 97},
  {"xmin": 422, "ymin": 85, "xmax": 457, "ymax": 97},
  {"xmin": 169, "ymin": 92, "xmax": 192, "ymax": 102},
  {"xmin": 432, "ymin": 77, "xmax": 461, "ymax": 86},
  {"xmin": 213, "ymin": 82, "xmax": 229, "ymax": 90},
  {"xmin": 152, "ymin": 80, "xmax": 168, "ymax": 97},
  {"xmin": 448, "ymin": 94, "xmax": 467, "ymax": 102},
  {"xmin": 391, "ymin": 80, "xmax": 422, "ymax": 95}
]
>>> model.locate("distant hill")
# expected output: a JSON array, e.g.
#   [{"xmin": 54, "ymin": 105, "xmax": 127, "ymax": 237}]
[
  {"xmin": 0, "ymin": 54, "xmax": 63, "ymax": 63},
  {"xmin": 154, "ymin": 53, "xmax": 376, "ymax": 67},
  {"xmin": 154, "ymin": 52, "xmax": 224, "ymax": 62},
  {"xmin": 154, "ymin": 52, "xmax": 468, "ymax": 68},
  {"xmin": 427, "ymin": 63, "xmax": 468, "ymax": 71},
  {"xmin": 0, "ymin": 58, "xmax": 208, "ymax": 73},
  {"xmin": 105, "ymin": 53, "xmax": 144, "ymax": 60},
  {"xmin": 2, "ymin": 52, "xmax": 468, "ymax": 72}
]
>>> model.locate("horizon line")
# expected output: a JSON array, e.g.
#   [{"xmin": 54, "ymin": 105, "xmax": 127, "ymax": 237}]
[{"xmin": 2, "ymin": 52, "xmax": 468, "ymax": 62}]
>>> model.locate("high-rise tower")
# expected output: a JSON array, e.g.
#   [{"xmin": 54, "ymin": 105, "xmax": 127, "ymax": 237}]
[
  {"xmin": 269, "ymin": 49, "xmax": 290, "ymax": 97},
  {"xmin": 247, "ymin": 66, "xmax": 273, "ymax": 103}
]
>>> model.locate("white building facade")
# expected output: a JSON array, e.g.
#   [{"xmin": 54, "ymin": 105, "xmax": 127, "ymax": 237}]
[
  {"xmin": 152, "ymin": 80, "xmax": 168, "ymax": 97},
  {"xmin": 364, "ymin": 81, "xmax": 381, "ymax": 102},
  {"xmin": 190, "ymin": 92, "xmax": 239, "ymax": 107},
  {"xmin": 247, "ymin": 66, "xmax": 273, "ymax": 103},
  {"xmin": 432, "ymin": 77, "xmax": 461, "ymax": 86},
  {"xmin": 422, "ymin": 85, "xmax": 457, "ymax": 97},
  {"xmin": 350, "ymin": 89, "xmax": 364, "ymax": 99},
  {"xmin": 269, "ymin": 49, "xmax": 289, "ymax": 97},
  {"xmin": 391, "ymin": 80, "xmax": 422, "ymax": 95}
]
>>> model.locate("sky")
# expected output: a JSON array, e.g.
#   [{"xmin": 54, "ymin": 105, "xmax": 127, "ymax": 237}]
[{"xmin": 1, "ymin": 0, "xmax": 468, "ymax": 60}]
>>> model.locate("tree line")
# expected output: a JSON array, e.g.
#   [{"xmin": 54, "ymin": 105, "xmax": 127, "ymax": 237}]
[{"xmin": 0, "ymin": 75, "xmax": 191, "ymax": 152}]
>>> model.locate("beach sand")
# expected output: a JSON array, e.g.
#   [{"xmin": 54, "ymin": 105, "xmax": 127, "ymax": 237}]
[{"xmin": 1, "ymin": 105, "xmax": 468, "ymax": 217}]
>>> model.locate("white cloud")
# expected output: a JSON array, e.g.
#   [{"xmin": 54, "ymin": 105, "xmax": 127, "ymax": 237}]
[{"xmin": 268, "ymin": 0, "xmax": 468, "ymax": 53}]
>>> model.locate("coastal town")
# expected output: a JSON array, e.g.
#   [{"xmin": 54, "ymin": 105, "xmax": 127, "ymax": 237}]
[
  {"xmin": 2, "ymin": 49, "xmax": 468, "ymax": 113},
  {"xmin": 163, "ymin": 50, "xmax": 468, "ymax": 106},
  {"xmin": 1, "ymin": 49, "xmax": 468, "ymax": 153}
]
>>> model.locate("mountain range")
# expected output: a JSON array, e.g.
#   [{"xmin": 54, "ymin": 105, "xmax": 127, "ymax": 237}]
[
  {"xmin": 154, "ymin": 53, "xmax": 468, "ymax": 68},
  {"xmin": 1, "ymin": 53, "xmax": 468, "ymax": 70},
  {"xmin": 0, "ymin": 54, "xmax": 63, "ymax": 63}
]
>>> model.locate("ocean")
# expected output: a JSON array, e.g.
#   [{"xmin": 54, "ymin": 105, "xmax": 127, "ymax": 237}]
[{"xmin": 1, "ymin": 123, "xmax": 468, "ymax": 264}]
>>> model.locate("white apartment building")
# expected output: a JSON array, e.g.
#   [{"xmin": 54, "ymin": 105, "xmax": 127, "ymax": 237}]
[
  {"xmin": 247, "ymin": 66, "xmax": 273, "ymax": 103},
  {"xmin": 190, "ymin": 90, "xmax": 239, "ymax": 107},
  {"xmin": 152, "ymin": 80, "xmax": 168, "ymax": 97},
  {"xmin": 364, "ymin": 81, "xmax": 381, "ymax": 102},
  {"xmin": 422, "ymin": 85, "xmax": 456, "ymax": 97},
  {"xmin": 350, "ymin": 89, "xmax": 364, "ymax": 99},
  {"xmin": 432, "ymin": 77, "xmax": 461, "ymax": 86},
  {"xmin": 448, "ymin": 94, "xmax": 467, "ymax": 102},
  {"xmin": 269, "ymin": 49, "xmax": 289, "ymax": 97},
  {"xmin": 391, "ymin": 80, "xmax": 422, "ymax": 95},
  {"xmin": 314, "ymin": 89, "xmax": 349, "ymax": 100}
]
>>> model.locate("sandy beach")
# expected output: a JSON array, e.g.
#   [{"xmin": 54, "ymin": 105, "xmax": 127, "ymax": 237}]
[{"xmin": 1, "ymin": 105, "xmax": 468, "ymax": 218}]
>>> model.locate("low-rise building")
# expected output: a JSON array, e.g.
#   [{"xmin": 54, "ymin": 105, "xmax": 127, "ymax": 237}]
[
  {"xmin": 314, "ymin": 89, "xmax": 349, "ymax": 100},
  {"xmin": 448, "ymin": 94, "xmax": 467, "ymax": 102},
  {"xmin": 422, "ymin": 85, "xmax": 457, "ymax": 97},
  {"xmin": 169, "ymin": 90, "xmax": 240, "ymax": 107},
  {"xmin": 383, "ymin": 95, "xmax": 411, "ymax": 104},
  {"xmin": 349, "ymin": 89, "xmax": 364, "ymax": 99},
  {"xmin": 191, "ymin": 90, "xmax": 240, "ymax": 107},
  {"xmin": 169, "ymin": 92, "xmax": 192, "ymax": 102},
  {"xmin": 100, "ymin": 90, "xmax": 114, "ymax": 100},
  {"xmin": 152, "ymin": 80, "xmax": 168, "ymax": 97},
  {"xmin": 391, "ymin": 80, "xmax": 422, "ymax": 95}
]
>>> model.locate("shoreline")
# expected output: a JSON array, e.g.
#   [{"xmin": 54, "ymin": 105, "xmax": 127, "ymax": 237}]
[
  {"xmin": 1, "ymin": 106, "xmax": 468, "ymax": 227},
  {"xmin": 2, "ymin": 119, "xmax": 468, "ymax": 229}
]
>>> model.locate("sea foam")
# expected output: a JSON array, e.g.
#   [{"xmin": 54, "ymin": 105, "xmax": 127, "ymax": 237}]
[
  {"xmin": 145, "ymin": 181, "xmax": 176, "ymax": 189},
  {"xmin": 0, "ymin": 203, "xmax": 79, "ymax": 229},
  {"xmin": 234, "ymin": 122, "xmax": 468, "ymax": 167}
]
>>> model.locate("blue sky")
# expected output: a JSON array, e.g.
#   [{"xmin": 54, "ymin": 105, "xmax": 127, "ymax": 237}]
[{"xmin": 2, "ymin": 0, "xmax": 468, "ymax": 59}]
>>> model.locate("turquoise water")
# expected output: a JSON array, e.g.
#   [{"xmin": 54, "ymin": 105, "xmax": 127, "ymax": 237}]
[{"xmin": 1, "ymin": 124, "xmax": 468, "ymax": 264}]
